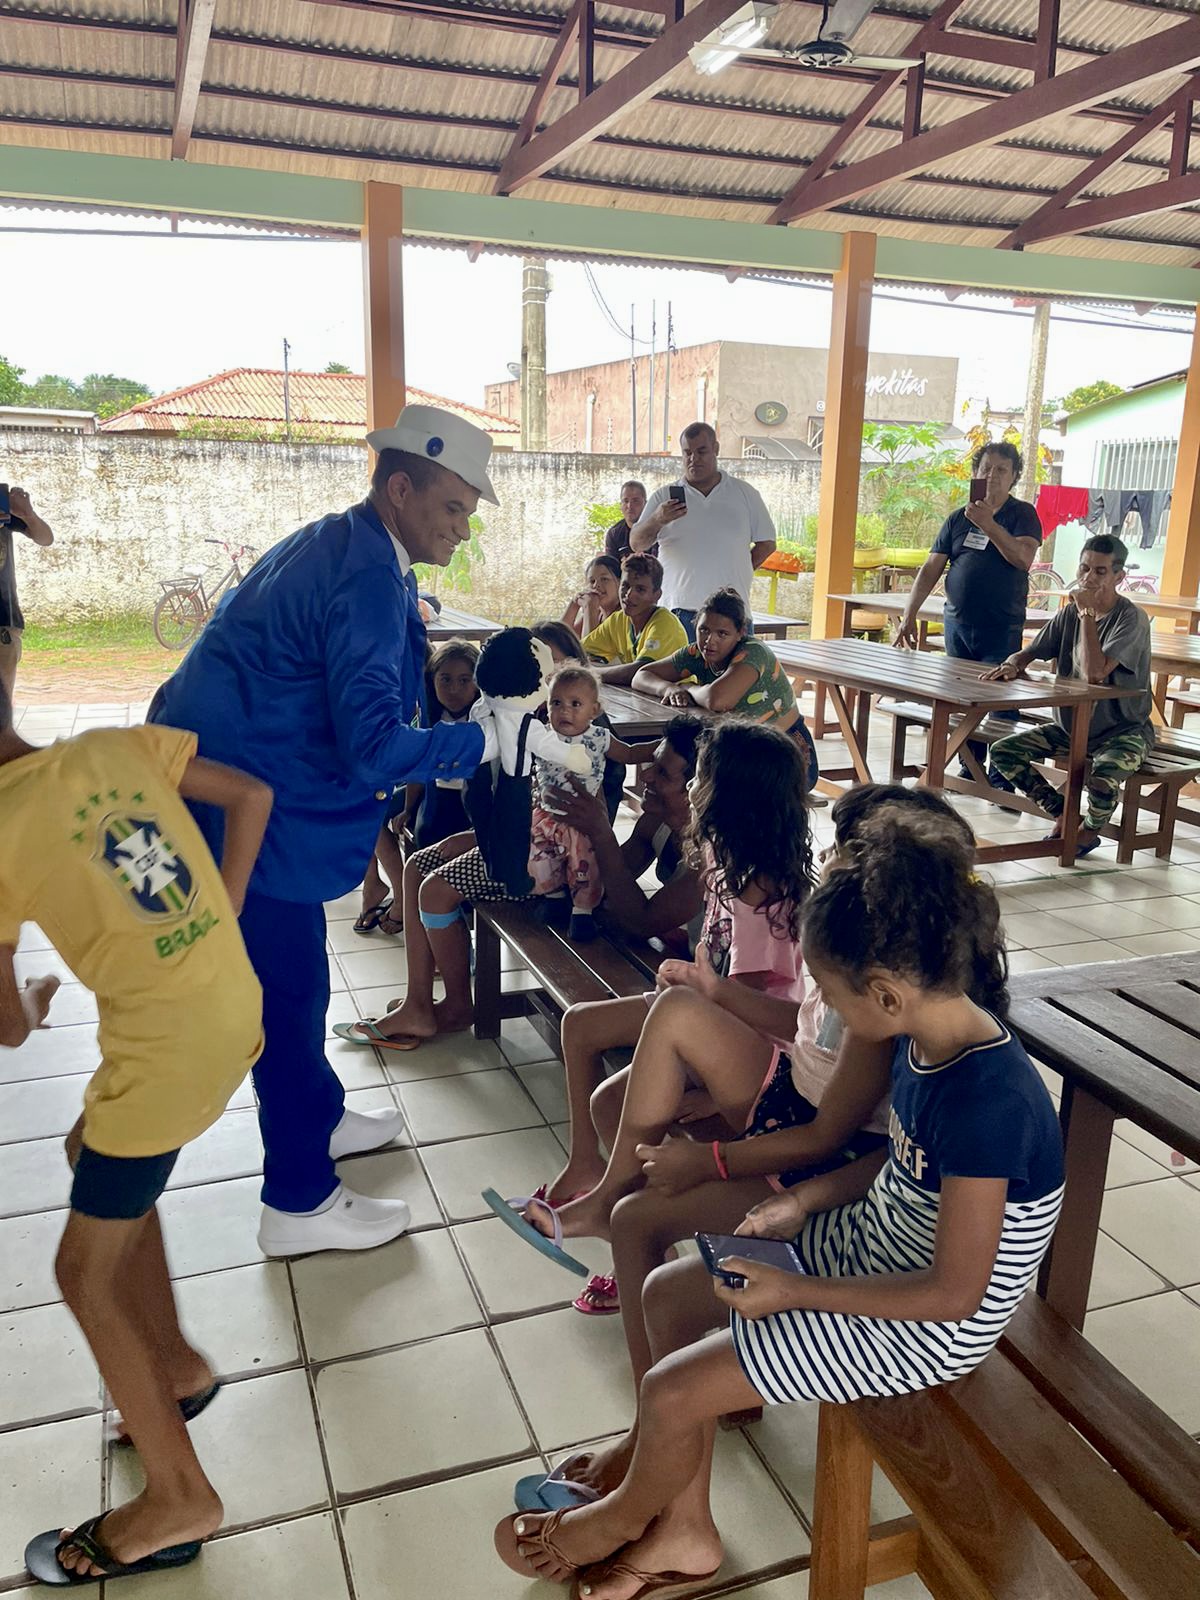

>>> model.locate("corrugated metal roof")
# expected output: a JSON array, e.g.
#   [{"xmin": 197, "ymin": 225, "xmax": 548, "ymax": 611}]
[
  {"xmin": 3, "ymin": 0, "xmax": 1200, "ymax": 264},
  {"xmin": 99, "ymin": 367, "xmax": 521, "ymax": 435}
]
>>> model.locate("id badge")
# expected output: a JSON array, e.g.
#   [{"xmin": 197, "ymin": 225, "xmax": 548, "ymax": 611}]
[{"xmin": 962, "ymin": 528, "xmax": 989, "ymax": 551}]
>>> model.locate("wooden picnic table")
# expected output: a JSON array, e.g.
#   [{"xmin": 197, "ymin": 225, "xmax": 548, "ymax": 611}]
[
  {"xmin": 1009, "ymin": 952, "xmax": 1200, "ymax": 1330},
  {"xmin": 1147, "ymin": 630, "xmax": 1200, "ymax": 719},
  {"xmin": 599, "ymin": 682, "xmax": 684, "ymax": 740},
  {"xmin": 426, "ymin": 605, "xmax": 500, "ymax": 643},
  {"xmin": 770, "ymin": 637, "xmax": 1134, "ymax": 866},
  {"xmin": 828, "ymin": 592, "xmax": 1053, "ymax": 648},
  {"xmin": 751, "ymin": 610, "xmax": 807, "ymax": 640}
]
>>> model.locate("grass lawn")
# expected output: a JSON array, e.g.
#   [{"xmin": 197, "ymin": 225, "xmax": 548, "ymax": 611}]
[{"xmin": 22, "ymin": 613, "xmax": 158, "ymax": 664}]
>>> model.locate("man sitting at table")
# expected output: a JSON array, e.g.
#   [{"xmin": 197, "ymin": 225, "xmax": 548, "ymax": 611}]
[{"xmin": 984, "ymin": 535, "xmax": 1153, "ymax": 858}]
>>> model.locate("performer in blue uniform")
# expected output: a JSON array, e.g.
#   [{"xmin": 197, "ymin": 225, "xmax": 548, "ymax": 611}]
[{"xmin": 153, "ymin": 405, "xmax": 493, "ymax": 1256}]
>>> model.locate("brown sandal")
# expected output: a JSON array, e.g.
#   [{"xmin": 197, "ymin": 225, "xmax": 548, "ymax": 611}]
[
  {"xmin": 494, "ymin": 1506, "xmax": 582, "ymax": 1583},
  {"xmin": 571, "ymin": 1557, "xmax": 721, "ymax": 1599}
]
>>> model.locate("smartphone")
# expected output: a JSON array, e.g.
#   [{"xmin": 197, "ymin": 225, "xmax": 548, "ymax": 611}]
[
  {"xmin": 0, "ymin": 484, "xmax": 9, "ymax": 525},
  {"xmin": 668, "ymin": 484, "xmax": 686, "ymax": 506},
  {"xmin": 969, "ymin": 476, "xmax": 988, "ymax": 503},
  {"xmin": 695, "ymin": 1232, "xmax": 803, "ymax": 1290}
]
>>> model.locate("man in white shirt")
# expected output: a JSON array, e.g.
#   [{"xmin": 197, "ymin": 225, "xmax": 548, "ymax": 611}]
[{"xmin": 629, "ymin": 422, "xmax": 776, "ymax": 639}]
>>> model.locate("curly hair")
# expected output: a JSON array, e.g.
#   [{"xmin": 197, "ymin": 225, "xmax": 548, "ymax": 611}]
[
  {"xmin": 971, "ymin": 438, "xmax": 1023, "ymax": 479},
  {"xmin": 685, "ymin": 719, "xmax": 815, "ymax": 942},
  {"xmin": 805, "ymin": 801, "xmax": 1009, "ymax": 1017}
]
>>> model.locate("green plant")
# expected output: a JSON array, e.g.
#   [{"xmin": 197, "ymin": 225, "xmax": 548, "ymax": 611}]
[
  {"xmin": 586, "ymin": 500, "xmax": 621, "ymax": 547},
  {"xmin": 861, "ymin": 421, "xmax": 965, "ymax": 545},
  {"xmin": 414, "ymin": 514, "xmax": 485, "ymax": 596}
]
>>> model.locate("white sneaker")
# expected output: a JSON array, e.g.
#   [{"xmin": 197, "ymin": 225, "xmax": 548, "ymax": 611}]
[
  {"xmin": 328, "ymin": 1106, "xmax": 407, "ymax": 1160},
  {"xmin": 257, "ymin": 1187, "xmax": 411, "ymax": 1258}
]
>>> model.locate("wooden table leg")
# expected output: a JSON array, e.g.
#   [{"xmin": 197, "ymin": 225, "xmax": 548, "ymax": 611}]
[
  {"xmin": 473, "ymin": 914, "xmax": 502, "ymax": 1039},
  {"xmin": 921, "ymin": 701, "xmax": 951, "ymax": 790},
  {"xmin": 828, "ymin": 682, "xmax": 875, "ymax": 784},
  {"xmin": 1038, "ymin": 1080, "xmax": 1115, "ymax": 1329},
  {"xmin": 1058, "ymin": 701, "xmax": 1093, "ymax": 867}
]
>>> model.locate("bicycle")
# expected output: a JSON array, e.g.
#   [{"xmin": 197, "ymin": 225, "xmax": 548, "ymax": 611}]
[{"xmin": 153, "ymin": 538, "xmax": 258, "ymax": 650}]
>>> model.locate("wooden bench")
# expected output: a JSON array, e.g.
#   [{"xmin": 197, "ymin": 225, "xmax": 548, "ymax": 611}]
[
  {"xmin": 1166, "ymin": 685, "xmax": 1200, "ymax": 727},
  {"xmin": 472, "ymin": 902, "xmax": 659, "ymax": 1050},
  {"xmin": 809, "ymin": 1295, "xmax": 1200, "ymax": 1599},
  {"xmin": 878, "ymin": 698, "xmax": 1200, "ymax": 862}
]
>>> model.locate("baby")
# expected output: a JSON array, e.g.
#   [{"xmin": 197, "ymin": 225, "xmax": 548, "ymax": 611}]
[{"xmin": 529, "ymin": 666, "xmax": 656, "ymax": 941}]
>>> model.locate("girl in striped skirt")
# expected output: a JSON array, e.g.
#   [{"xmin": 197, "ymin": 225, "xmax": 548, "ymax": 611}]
[{"xmin": 495, "ymin": 804, "xmax": 1064, "ymax": 1598}]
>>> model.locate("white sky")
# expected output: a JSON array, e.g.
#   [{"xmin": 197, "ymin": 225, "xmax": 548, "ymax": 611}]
[{"xmin": 0, "ymin": 215, "xmax": 1193, "ymax": 414}]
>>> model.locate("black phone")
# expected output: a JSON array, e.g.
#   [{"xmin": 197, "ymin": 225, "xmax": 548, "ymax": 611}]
[
  {"xmin": 695, "ymin": 1232, "xmax": 803, "ymax": 1289},
  {"xmin": 668, "ymin": 484, "xmax": 686, "ymax": 506},
  {"xmin": 969, "ymin": 476, "xmax": 988, "ymax": 503},
  {"xmin": 0, "ymin": 484, "xmax": 9, "ymax": 525}
]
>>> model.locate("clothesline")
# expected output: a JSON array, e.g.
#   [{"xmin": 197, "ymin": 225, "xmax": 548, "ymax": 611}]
[{"xmin": 1036, "ymin": 484, "xmax": 1170, "ymax": 550}]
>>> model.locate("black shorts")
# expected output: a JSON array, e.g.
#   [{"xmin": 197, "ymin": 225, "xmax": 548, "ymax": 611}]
[
  {"xmin": 70, "ymin": 1144, "xmax": 180, "ymax": 1220},
  {"xmin": 740, "ymin": 1052, "xmax": 887, "ymax": 1189}
]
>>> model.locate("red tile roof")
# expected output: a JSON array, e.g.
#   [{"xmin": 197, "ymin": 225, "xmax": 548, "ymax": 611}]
[{"xmin": 100, "ymin": 368, "xmax": 520, "ymax": 439}]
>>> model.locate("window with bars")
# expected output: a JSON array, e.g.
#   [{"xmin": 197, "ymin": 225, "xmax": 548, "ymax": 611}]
[{"xmin": 1091, "ymin": 437, "xmax": 1178, "ymax": 491}]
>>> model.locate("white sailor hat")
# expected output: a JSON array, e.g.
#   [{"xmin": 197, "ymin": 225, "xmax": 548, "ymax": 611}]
[{"xmin": 367, "ymin": 403, "xmax": 499, "ymax": 505}]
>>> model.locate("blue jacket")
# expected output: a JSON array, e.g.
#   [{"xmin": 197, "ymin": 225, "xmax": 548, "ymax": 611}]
[{"xmin": 153, "ymin": 499, "xmax": 483, "ymax": 903}]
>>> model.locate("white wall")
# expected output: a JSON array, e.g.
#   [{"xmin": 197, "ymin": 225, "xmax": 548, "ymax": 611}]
[{"xmin": 2, "ymin": 432, "xmax": 826, "ymax": 625}]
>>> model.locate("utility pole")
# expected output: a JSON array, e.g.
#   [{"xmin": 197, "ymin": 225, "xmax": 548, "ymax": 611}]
[
  {"xmin": 1018, "ymin": 299, "xmax": 1051, "ymax": 503},
  {"xmin": 647, "ymin": 300, "xmax": 656, "ymax": 454},
  {"xmin": 282, "ymin": 337, "xmax": 292, "ymax": 442},
  {"xmin": 630, "ymin": 303, "xmax": 638, "ymax": 454},
  {"xmin": 520, "ymin": 258, "xmax": 549, "ymax": 451},
  {"xmin": 662, "ymin": 301, "xmax": 673, "ymax": 452}
]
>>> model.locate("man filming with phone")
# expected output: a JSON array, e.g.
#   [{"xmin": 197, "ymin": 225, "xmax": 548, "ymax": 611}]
[
  {"xmin": 0, "ymin": 486, "xmax": 54, "ymax": 701},
  {"xmin": 895, "ymin": 440, "xmax": 1043, "ymax": 786},
  {"xmin": 630, "ymin": 421, "xmax": 776, "ymax": 641}
]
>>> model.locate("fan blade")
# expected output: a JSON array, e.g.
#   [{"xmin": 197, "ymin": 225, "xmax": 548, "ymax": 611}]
[
  {"xmin": 821, "ymin": 0, "xmax": 878, "ymax": 43},
  {"xmin": 850, "ymin": 54, "xmax": 923, "ymax": 69}
]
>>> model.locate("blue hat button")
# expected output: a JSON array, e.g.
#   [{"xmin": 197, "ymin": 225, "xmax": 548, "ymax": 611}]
[{"xmin": 426, "ymin": 436, "xmax": 444, "ymax": 457}]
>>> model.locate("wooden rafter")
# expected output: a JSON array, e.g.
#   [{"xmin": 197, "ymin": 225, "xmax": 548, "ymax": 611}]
[
  {"xmin": 494, "ymin": 0, "xmax": 584, "ymax": 194},
  {"xmin": 1000, "ymin": 91, "xmax": 1186, "ymax": 249},
  {"xmin": 495, "ymin": 0, "xmax": 755, "ymax": 195},
  {"xmin": 772, "ymin": 16, "xmax": 1200, "ymax": 226},
  {"xmin": 1006, "ymin": 163, "xmax": 1200, "ymax": 247},
  {"xmin": 172, "ymin": 0, "xmax": 217, "ymax": 160},
  {"xmin": 1035, "ymin": 0, "xmax": 1062, "ymax": 82},
  {"xmin": 765, "ymin": 0, "xmax": 969, "ymax": 228}
]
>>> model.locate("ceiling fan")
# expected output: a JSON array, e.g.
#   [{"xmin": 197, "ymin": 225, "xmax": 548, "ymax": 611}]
[{"xmin": 781, "ymin": 0, "xmax": 922, "ymax": 72}]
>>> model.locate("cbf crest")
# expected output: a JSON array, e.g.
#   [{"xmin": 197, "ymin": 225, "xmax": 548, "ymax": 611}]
[{"xmin": 97, "ymin": 813, "xmax": 196, "ymax": 920}]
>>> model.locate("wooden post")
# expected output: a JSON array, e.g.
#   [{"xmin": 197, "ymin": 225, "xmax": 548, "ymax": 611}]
[
  {"xmin": 1160, "ymin": 309, "xmax": 1200, "ymax": 608},
  {"xmin": 361, "ymin": 181, "xmax": 406, "ymax": 436},
  {"xmin": 811, "ymin": 231, "xmax": 876, "ymax": 641}
]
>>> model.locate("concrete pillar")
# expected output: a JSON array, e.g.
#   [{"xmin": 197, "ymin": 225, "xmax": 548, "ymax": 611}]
[
  {"xmin": 811, "ymin": 232, "xmax": 877, "ymax": 641},
  {"xmin": 521, "ymin": 258, "xmax": 550, "ymax": 451},
  {"xmin": 361, "ymin": 182, "xmax": 406, "ymax": 436},
  {"xmin": 1018, "ymin": 299, "xmax": 1051, "ymax": 503},
  {"xmin": 1160, "ymin": 309, "xmax": 1200, "ymax": 606}
]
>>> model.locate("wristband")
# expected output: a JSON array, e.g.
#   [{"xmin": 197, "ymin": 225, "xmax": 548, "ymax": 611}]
[{"xmin": 712, "ymin": 1140, "xmax": 730, "ymax": 1181}]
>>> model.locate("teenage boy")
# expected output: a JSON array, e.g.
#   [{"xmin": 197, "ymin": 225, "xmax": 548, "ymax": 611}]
[
  {"xmin": 0, "ymin": 683, "xmax": 271, "ymax": 1586},
  {"xmin": 583, "ymin": 554, "xmax": 688, "ymax": 686}
]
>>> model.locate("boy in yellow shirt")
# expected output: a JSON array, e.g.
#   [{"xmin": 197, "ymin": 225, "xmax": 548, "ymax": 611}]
[
  {"xmin": 0, "ymin": 679, "xmax": 272, "ymax": 1587},
  {"xmin": 582, "ymin": 553, "xmax": 688, "ymax": 685}
]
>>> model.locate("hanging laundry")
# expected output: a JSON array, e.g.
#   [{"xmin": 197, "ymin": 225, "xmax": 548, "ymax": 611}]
[
  {"xmin": 1086, "ymin": 489, "xmax": 1111, "ymax": 533},
  {"xmin": 1035, "ymin": 485, "xmax": 1090, "ymax": 539}
]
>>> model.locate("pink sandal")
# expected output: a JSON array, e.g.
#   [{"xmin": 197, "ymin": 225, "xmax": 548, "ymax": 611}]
[{"xmin": 573, "ymin": 1273, "xmax": 619, "ymax": 1316}]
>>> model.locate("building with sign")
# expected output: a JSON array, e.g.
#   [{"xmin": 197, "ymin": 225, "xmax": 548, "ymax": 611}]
[{"xmin": 484, "ymin": 340, "xmax": 958, "ymax": 458}]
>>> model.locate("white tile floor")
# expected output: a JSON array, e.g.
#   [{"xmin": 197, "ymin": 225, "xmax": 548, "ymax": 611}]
[{"xmin": 3, "ymin": 699, "xmax": 1199, "ymax": 1597}]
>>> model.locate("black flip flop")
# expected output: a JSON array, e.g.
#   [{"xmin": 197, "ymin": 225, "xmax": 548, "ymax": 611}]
[
  {"xmin": 353, "ymin": 898, "xmax": 393, "ymax": 934},
  {"xmin": 108, "ymin": 1379, "xmax": 222, "ymax": 1447},
  {"xmin": 24, "ymin": 1512, "xmax": 202, "ymax": 1587}
]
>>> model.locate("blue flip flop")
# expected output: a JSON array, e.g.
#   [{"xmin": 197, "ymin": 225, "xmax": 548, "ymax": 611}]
[
  {"xmin": 514, "ymin": 1452, "xmax": 603, "ymax": 1513},
  {"xmin": 481, "ymin": 1189, "xmax": 590, "ymax": 1277},
  {"xmin": 1043, "ymin": 833, "xmax": 1103, "ymax": 859}
]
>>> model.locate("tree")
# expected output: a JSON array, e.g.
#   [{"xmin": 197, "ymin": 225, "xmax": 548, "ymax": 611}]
[
  {"xmin": 1043, "ymin": 378, "xmax": 1123, "ymax": 419},
  {"xmin": 78, "ymin": 373, "xmax": 153, "ymax": 419},
  {"xmin": 22, "ymin": 374, "xmax": 80, "ymax": 409},
  {"xmin": 0, "ymin": 355, "xmax": 25, "ymax": 407},
  {"xmin": 323, "ymin": 361, "xmax": 352, "ymax": 374},
  {"xmin": 860, "ymin": 421, "xmax": 966, "ymax": 546}
]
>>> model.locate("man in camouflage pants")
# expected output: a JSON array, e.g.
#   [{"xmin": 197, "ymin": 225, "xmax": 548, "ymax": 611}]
[{"xmin": 984, "ymin": 534, "xmax": 1153, "ymax": 857}]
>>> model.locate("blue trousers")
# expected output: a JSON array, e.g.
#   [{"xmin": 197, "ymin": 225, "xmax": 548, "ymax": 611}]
[
  {"xmin": 942, "ymin": 611, "xmax": 1024, "ymax": 756},
  {"xmin": 239, "ymin": 891, "xmax": 346, "ymax": 1213}
]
